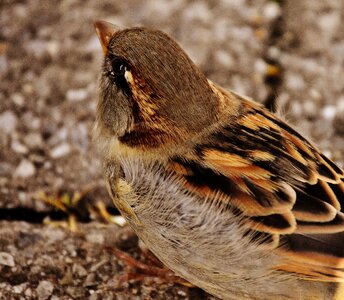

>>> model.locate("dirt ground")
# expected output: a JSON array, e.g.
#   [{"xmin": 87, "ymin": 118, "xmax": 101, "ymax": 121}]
[{"xmin": 0, "ymin": 0, "xmax": 344, "ymax": 299}]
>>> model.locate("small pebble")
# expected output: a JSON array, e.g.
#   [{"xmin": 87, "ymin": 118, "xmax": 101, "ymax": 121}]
[
  {"xmin": 29, "ymin": 153, "xmax": 45, "ymax": 166},
  {"xmin": 50, "ymin": 143, "xmax": 71, "ymax": 159},
  {"xmin": 22, "ymin": 83, "xmax": 34, "ymax": 95},
  {"xmin": 13, "ymin": 283, "xmax": 27, "ymax": 294},
  {"xmin": 322, "ymin": 105, "xmax": 336, "ymax": 120},
  {"xmin": 285, "ymin": 73, "xmax": 305, "ymax": 91},
  {"xmin": 90, "ymin": 259, "xmax": 107, "ymax": 272},
  {"xmin": 66, "ymin": 88, "xmax": 89, "ymax": 102},
  {"xmin": 84, "ymin": 273, "xmax": 98, "ymax": 287},
  {"xmin": 44, "ymin": 227, "xmax": 66, "ymax": 243},
  {"xmin": 22, "ymin": 112, "xmax": 41, "ymax": 130},
  {"xmin": 14, "ymin": 160, "xmax": 36, "ymax": 178},
  {"xmin": 70, "ymin": 123, "xmax": 89, "ymax": 150},
  {"xmin": 309, "ymin": 88, "xmax": 321, "ymax": 101},
  {"xmin": 12, "ymin": 93, "xmax": 25, "ymax": 107},
  {"xmin": 46, "ymin": 41, "xmax": 60, "ymax": 57},
  {"xmin": 24, "ymin": 132, "xmax": 43, "ymax": 149},
  {"xmin": 318, "ymin": 12, "xmax": 340, "ymax": 34},
  {"xmin": 86, "ymin": 232, "xmax": 104, "ymax": 244},
  {"xmin": 0, "ymin": 110, "xmax": 17, "ymax": 134},
  {"xmin": 185, "ymin": 1, "xmax": 211, "ymax": 22},
  {"xmin": 267, "ymin": 46, "xmax": 280, "ymax": 60},
  {"xmin": 215, "ymin": 50, "xmax": 234, "ymax": 68},
  {"xmin": 72, "ymin": 264, "xmax": 88, "ymax": 278},
  {"xmin": 25, "ymin": 40, "xmax": 47, "ymax": 58},
  {"xmin": 24, "ymin": 288, "xmax": 33, "ymax": 298},
  {"xmin": 89, "ymin": 293, "xmax": 99, "ymax": 300},
  {"xmin": 36, "ymin": 280, "xmax": 54, "ymax": 300},
  {"xmin": 11, "ymin": 140, "xmax": 29, "ymax": 154},
  {"xmin": 177, "ymin": 290, "xmax": 187, "ymax": 297},
  {"xmin": 66, "ymin": 286, "xmax": 87, "ymax": 298},
  {"xmin": 0, "ymin": 252, "xmax": 15, "ymax": 267},
  {"xmin": 263, "ymin": 2, "xmax": 281, "ymax": 20},
  {"xmin": 254, "ymin": 59, "xmax": 267, "ymax": 75},
  {"xmin": 18, "ymin": 191, "xmax": 31, "ymax": 206}
]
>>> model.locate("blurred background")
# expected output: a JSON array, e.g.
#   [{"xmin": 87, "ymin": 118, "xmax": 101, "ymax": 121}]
[{"xmin": 0, "ymin": 0, "xmax": 343, "ymax": 299}]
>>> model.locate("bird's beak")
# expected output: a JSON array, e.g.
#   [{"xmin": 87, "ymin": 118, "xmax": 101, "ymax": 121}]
[{"xmin": 94, "ymin": 20, "xmax": 119, "ymax": 55}]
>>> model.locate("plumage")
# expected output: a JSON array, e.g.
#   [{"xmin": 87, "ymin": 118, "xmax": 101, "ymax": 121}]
[
  {"xmin": 94, "ymin": 21, "xmax": 344, "ymax": 299},
  {"xmin": 167, "ymin": 98, "xmax": 344, "ymax": 282}
]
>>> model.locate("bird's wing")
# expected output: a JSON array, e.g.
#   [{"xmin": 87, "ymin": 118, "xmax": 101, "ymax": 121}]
[{"xmin": 169, "ymin": 97, "xmax": 344, "ymax": 282}]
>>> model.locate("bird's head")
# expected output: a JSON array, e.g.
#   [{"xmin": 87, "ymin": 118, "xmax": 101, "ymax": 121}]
[{"xmin": 93, "ymin": 21, "xmax": 220, "ymax": 150}]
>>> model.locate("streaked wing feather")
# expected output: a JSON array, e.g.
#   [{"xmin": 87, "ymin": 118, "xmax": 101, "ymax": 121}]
[{"xmin": 169, "ymin": 97, "xmax": 344, "ymax": 281}]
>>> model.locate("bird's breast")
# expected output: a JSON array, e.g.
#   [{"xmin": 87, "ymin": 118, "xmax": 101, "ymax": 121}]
[{"xmin": 105, "ymin": 154, "xmax": 320, "ymax": 299}]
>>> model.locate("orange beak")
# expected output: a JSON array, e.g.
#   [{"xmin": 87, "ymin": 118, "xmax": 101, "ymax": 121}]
[{"xmin": 94, "ymin": 20, "xmax": 119, "ymax": 55}]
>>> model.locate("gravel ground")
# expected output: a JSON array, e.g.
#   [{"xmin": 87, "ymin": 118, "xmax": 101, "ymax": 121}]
[
  {"xmin": 0, "ymin": 221, "xmax": 206, "ymax": 300},
  {"xmin": 0, "ymin": 0, "xmax": 343, "ymax": 299}
]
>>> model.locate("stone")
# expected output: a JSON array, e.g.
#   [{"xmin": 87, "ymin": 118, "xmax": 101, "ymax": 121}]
[
  {"xmin": 66, "ymin": 88, "xmax": 89, "ymax": 102},
  {"xmin": 24, "ymin": 132, "xmax": 43, "ymax": 149},
  {"xmin": 66, "ymin": 286, "xmax": 87, "ymax": 298},
  {"xmin": 263, "ymin": 2, "xmax": 281, "ymax": 20},
  {"xmin": 72, "ymin": 264, "xmax": 88, "ymax": 278},
  {"xmin": 86, "ymin": 232, "xmax": 104, "ymax": 244},
  {"xmin": 11, "ymin": 140, "xmax": 29, "ymax": 154},
  {"xmin": 322, "ymin": 105, "xmax": 336, "ymax": 120},
  {"xmin": 0, "ymin": 252, "xmax": 15, "ymax": 267},
  {"xmin": 50, "ymin": 143, "xmax": 71, "ymax": 159},
  {"xmin": 84, "ymin": 273, "xmax": 98, "ymax": 287},
  {"xmin": 36, "ymin": 280, "xmax": 54, "ymax": 300},
  {"xmin": 0, "ymin": 110, "xmax": 17, "ymax": 134},
  {"xmin": 14, "ymin": 160, "xmax": 36, "ymax": 178},
  {"xmin": 12, "ymin": 93, "xmax": 25, "ymax": 107}
]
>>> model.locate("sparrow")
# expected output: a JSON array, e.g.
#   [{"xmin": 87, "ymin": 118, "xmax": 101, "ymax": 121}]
[{"xmin": 93, "ymin": 20, "xmax": 344, "ymax": 300}]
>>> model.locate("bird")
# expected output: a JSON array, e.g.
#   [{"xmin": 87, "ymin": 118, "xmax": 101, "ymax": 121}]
[{"xmin": 93, "ymin": 20, "xmax": 344, "ymax": 300}]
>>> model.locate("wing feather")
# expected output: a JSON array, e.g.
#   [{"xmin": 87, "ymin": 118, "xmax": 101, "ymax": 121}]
[{"xmin": 169, "ymin": 96, "xmax": 344, "ymax": 282}]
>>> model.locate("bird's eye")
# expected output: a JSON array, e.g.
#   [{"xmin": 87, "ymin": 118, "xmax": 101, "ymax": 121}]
[
  {"xmin": 111, "ymin": 58, "xmax": 127, "ymax": 76},
  {"xmin": 106, "ymin": 56, "xmax": 128, "ymax": 81},
  {"xmin": 106, "ymin": 55, "xmax": 132, "ymax": 96}
]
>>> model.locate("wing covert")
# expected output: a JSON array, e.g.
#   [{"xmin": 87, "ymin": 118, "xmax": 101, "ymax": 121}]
[{"xmin": 169, "ymin": 97, "xmax": 344, "ymax": 281}]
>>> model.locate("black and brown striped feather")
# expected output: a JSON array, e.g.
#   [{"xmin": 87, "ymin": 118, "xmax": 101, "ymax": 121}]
[{"xmin": 168, "ymin": 97, "xmax": 344, "ymax": 281}]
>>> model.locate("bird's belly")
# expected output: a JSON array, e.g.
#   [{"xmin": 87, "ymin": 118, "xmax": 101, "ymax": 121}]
[{"xmin": 107, "ymin": 156, "xmax": 337, "ymax": 300}]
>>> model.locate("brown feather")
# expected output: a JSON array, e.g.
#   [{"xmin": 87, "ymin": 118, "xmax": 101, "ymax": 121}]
[
  {"xmin": 296, "ymin": 213, "xmax": 344, "ymax": 234},
  {"xmin": 170, "ymin": 91, "xmax": 344, "ymax": 282}
]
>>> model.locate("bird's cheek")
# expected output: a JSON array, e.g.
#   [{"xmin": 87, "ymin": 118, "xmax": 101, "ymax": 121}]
[{"xmin": 98, "ymin": 85, "xmax": 134, "ymax": 137}]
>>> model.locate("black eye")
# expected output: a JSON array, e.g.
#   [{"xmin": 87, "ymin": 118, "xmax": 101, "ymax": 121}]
[
  {"xmin": 111, "ymin": 58, "xmax": 127, "ymax": 76},
  {"xmin": 106, "ymin": 56, "xmax": 129, "ymax": 81},
  {"xmin": 106, "ymin": 55, "xmax": 132, "ymax": 96}
]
